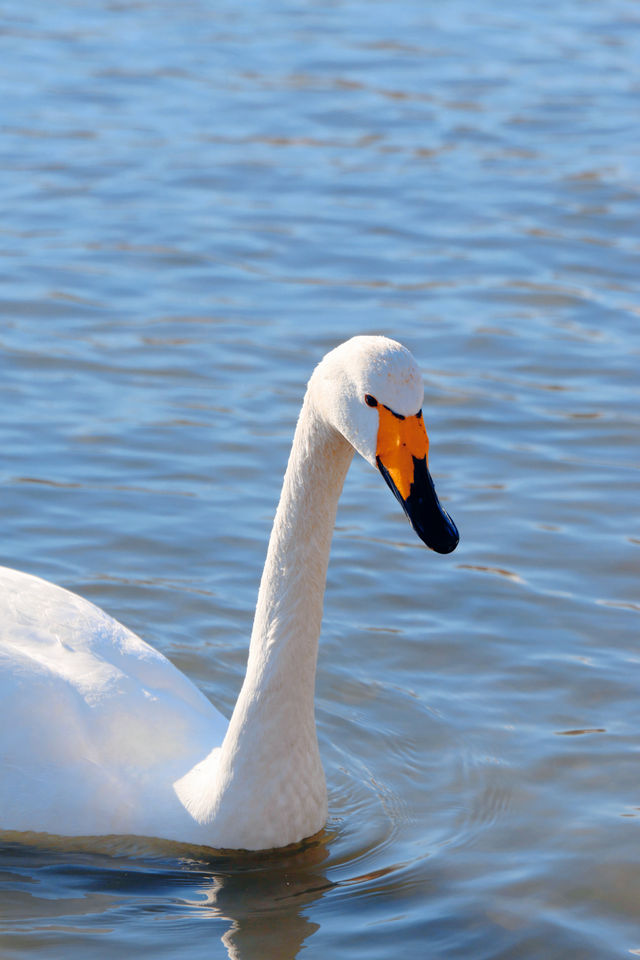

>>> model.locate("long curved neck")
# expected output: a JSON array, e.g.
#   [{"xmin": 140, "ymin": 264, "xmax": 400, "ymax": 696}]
[{"xmin": 209, "ymin": 391, "xmax": 353, "ymax": 849}]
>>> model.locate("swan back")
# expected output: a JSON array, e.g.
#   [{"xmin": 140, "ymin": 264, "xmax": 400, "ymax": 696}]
[{"xmin": 0, "ymin": 566, "xmax": 225, "ymax": 838}]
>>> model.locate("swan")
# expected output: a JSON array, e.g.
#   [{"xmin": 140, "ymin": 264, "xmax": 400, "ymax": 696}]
[{"xmin": 0, "ymin": 336, "xmax": 458, "ymax": 851}]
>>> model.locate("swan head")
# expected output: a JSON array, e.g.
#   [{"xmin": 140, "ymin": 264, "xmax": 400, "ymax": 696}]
[{"xmin": 310, "ymin": 336, "xmax": 459, "ymax": 555}]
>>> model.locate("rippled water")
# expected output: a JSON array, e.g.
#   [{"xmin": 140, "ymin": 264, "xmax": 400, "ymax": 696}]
[{"xmin": 1, "ymin": 0, "xmax": 639, "ymax": 957}]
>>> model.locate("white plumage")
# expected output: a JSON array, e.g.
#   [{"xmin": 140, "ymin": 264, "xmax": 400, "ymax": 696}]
[
  {"xmin": 0, "ymin": 564, "xmax": 226, "ymax": 841},
  {"xmin": 0, "ymin": 336, "xmax": 458, "ymax": 850}
]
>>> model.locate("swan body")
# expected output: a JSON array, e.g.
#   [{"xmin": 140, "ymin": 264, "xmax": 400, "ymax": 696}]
[{"xmin": 0, "ymin": 336, "xmax": 458, "ymax": 850}]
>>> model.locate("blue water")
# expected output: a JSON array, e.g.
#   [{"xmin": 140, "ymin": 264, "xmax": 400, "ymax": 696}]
[{"xmin": 1, "ymin": 1, "xmax": 640, "ymax": 957}]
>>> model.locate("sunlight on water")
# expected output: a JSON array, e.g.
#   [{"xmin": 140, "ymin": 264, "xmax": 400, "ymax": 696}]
[{"xmin": 1, "ymin": 0, "xmax": 639, "ymax": 958}]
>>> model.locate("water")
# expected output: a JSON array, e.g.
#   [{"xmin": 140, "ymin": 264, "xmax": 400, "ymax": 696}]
[{"xmin": 1, "ymin": 0, "xmax": 639, "ymax": 956}]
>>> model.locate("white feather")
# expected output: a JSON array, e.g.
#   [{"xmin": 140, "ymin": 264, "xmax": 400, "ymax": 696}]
[{"xmin": 0, "ymin": 336, "xmax": 434, "ymax": 849}]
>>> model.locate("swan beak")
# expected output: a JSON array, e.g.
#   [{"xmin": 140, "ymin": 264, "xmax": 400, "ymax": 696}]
[{"xmin": 375, "ymin": 405, "xmax": 459, "ymax": 554}]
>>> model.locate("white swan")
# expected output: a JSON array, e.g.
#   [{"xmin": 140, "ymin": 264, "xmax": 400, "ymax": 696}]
[{"xmin": 0, "ymin": 336, "xmax": 458, "ymax": 851}]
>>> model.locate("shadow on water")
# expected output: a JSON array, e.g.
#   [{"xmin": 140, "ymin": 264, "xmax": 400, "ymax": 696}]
[
  {"xmin": 0, "ymin": 833, "xmax": 333, "ymax": 960},
  {"xmin": 186, "ymin": 845, "xmax": 331, "ymax": 960}
]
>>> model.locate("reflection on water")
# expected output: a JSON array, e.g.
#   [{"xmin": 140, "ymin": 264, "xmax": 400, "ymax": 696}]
[
  {"xmin": 0, "ymin": 837, "xmax": 330, "ymax": 960},
  {"xmin": 194, "ymin": 845, "xmax": 328, "ymax": 960},
  {"xmin": 1, "ymin": 0, "xmax": 640, "ymax": 957}
]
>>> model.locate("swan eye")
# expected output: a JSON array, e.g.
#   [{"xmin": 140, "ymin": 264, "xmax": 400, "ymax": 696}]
[{"xmin": 364, "ymin": 394, "xmax": 378, "ymax": 408}]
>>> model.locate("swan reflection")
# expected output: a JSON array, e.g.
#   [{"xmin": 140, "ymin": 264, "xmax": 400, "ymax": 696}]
[{"xmin": 182, "ymin": 837, "xmax": 331, "ymax": 960}]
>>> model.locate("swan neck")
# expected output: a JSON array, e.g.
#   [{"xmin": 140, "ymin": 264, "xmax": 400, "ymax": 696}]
[
  {"xmin": 206, "ymin": 391, "xmax": 353, "ymax": 849},
  {"xmin": 249, "ymin": 389, "xmax": 352, "ymax": 684}
]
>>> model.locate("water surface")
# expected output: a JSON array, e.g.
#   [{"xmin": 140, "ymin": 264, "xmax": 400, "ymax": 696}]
[{"xmin": 1, "ymin": 1, "xmax": 639, "ymax": 957}]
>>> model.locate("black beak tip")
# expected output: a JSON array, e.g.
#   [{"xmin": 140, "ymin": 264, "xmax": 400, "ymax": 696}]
[
  {"xmin": 415, "ymin": 515, "xmax": 459, "ymax": 554},
  {"xmin": 377, "ymin": 455, "xmax": 459, "ymax": 556},
  {"xmin": 431, "ymin": 529, "xmax": 460, "ymax": 554}
]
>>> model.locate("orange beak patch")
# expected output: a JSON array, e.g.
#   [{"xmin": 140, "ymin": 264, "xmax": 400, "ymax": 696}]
[{"xmin": 375, "ymin": 405, "xmax": 429, "ymax": 502}]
